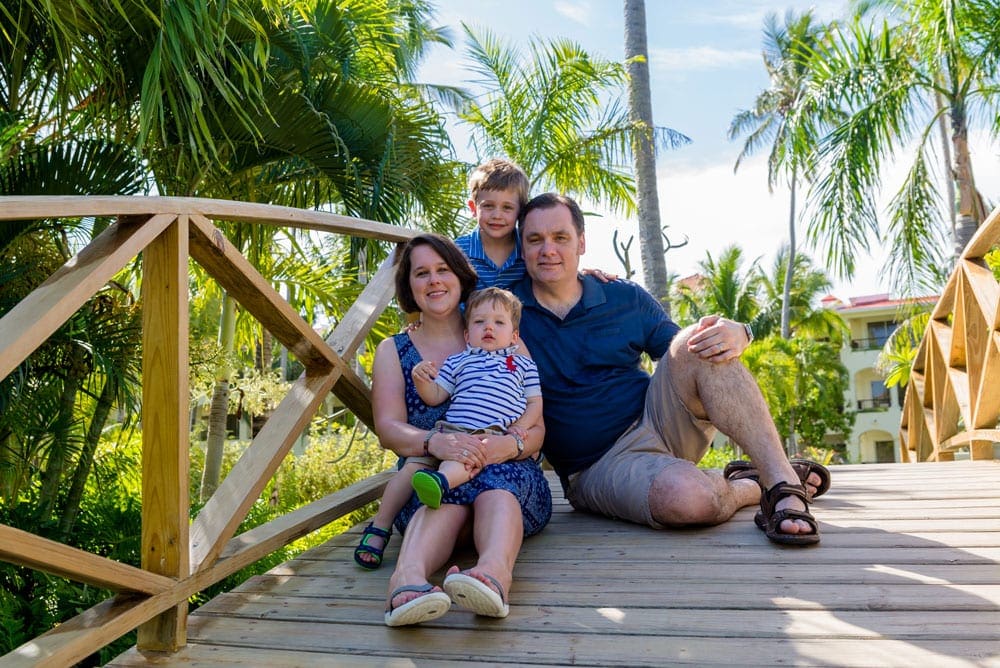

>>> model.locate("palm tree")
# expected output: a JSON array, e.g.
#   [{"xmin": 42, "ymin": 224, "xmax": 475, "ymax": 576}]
[
  {"xmin": 624, "ymin": 0, "xmax": 669, "ymax": 307},
  {"xmin": 673, "ymin": 245, "xmax": 762, "ymax": 328},
  {"xmin": 169, "ymin": 1, "xmax": 463, "ymax": 498},
  {"xmin": 746, "ymin": 335, "xmax": 852, "ymax": 455},
  {"xmin": 756, "ymin": 247, "xmax": 847, "ymax": 343},
  {"xmin": 457, "ymin": 24, "xmax": 689, "ymax": 216},
  {"xmin": 754, "ymin": 248, "xmax": 849, "ymax": 455},
  {"xmin": 9, "ymin": 0, "xmax": 279, "ymax": 165},
  {"xmin": 729, "ymin": 10, "xmax": 829, "ymax": 339},
  {"xmin": 2, "ymin": 0, "xmax": 464, "ymax": 502},
  {"xmin": 804, "ymin": 0, "xmax": 1000, "ymax": 291}
]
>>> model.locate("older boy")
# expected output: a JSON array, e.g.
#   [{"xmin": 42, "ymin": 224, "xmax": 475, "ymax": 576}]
[{"xmin": 455, "ymin": 158, "xmax": 530, "ymax": 290}]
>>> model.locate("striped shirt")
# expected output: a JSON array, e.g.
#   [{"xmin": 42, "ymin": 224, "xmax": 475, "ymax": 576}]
[
  {"xmin": 455, "ymin": 228, "xmax": 526, "ymax": 289},
  {"xmin": 435, "ymin": 344, "xmax": 541, "ymax": 430}
]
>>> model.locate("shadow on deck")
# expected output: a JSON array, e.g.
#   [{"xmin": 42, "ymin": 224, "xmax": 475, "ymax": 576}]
[{"xmin": 108, "ymin": 462, "xmax": 1000, "ymax": 667}]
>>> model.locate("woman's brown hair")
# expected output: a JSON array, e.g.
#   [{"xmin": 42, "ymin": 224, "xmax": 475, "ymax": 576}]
[{"xmin": 394, "ymin": 233, "xmax": 478, "ymax": 313}]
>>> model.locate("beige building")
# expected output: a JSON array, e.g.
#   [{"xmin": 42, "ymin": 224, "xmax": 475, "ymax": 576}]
[{"xmin": 823, "ymin": 293, "xmax": 936, "ymax": 463}]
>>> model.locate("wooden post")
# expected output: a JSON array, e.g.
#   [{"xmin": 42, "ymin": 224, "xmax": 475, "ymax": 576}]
[
  {"xmin": 138, "ymin": 216, "xmax": 190, "ymax": 651},
  {"xmin": 970, "ymin": 440, "xmax": 994, "ymax": 460}
]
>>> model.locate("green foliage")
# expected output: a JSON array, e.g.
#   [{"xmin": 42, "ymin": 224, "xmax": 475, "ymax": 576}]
[
  {"xmin": 672, "ymin": 245, "xmax": 762, "ymax": 328},
  {"xmin": 0, "ymin": 411, "xmax": 393, "ymax": 660},
  {"xmin": 696, "ymin": 443, "xmax": 740, "ymax": 470},
  {"xmin": 457, "ymin": 23, "xmax": 689, "ymax": 215},
  {"xmin": 188, "ymin": 421, "xmax": 395, "ymax": 606},
  {"xmin": 0, "ymin": 429, "xmax": 145, "ymax": 664},
  {"xmin": 742, "ymin": 336, "xmax": 852, "ymax": 460},
  {"xmin": 668, "ymin": 243, "xmax": 850, "ymax": 463},
  {"xmin": 801, "ymin": 1, "xmax": 1000, "ymax": 290}
]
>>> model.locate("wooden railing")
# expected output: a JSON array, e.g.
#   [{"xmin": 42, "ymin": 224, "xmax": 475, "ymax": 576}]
[
  {"xmin": 900, "ymin": 204, "xmax": 1000, "ymax": 462},
  {"xmin": 0, "ymin": 197, "xmax": 415, "ymax": 665}
]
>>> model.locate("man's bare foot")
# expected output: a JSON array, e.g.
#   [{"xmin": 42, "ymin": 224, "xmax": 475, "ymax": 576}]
[{"xmin": 756, "ymin": 482, "xmax": 820, "ymax": 544}]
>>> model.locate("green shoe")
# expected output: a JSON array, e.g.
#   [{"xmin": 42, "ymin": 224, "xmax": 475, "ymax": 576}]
[{"xmin": 412, "ymin": 470, "xmax": 449, "ymax": 509}]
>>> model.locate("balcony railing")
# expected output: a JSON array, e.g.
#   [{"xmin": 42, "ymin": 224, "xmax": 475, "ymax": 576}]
[
  {"xmin": 857, "ymin": 397, "xmax": 892, "ymax": 411},
  {"xmin": 850, "ymin": 337, "xmax": 889, "ymax": 350}
]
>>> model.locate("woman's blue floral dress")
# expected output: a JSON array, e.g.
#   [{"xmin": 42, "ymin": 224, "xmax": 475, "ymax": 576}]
[{"xmin": 390, "ymin": 333, "xmax": 552, "ymax": 536}]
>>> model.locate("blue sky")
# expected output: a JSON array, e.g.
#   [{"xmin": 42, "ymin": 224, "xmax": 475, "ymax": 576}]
[{"xmin": 416, "ymin": 0, "xmax": 999, "ymax": 299}]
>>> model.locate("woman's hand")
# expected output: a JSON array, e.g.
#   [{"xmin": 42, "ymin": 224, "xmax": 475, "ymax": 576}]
[{"xmin": 428, "ymin": 429, "xmax": 488, "ymax": 471}]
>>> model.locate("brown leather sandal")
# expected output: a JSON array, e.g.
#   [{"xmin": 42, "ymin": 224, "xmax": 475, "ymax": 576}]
[
  {"xmin": 724, "ymin": 459, "xmax": 831, "ymax": 498},
  {"xmin": 753, "ymin": 481, "xmax": 820, "ymax": 546}
]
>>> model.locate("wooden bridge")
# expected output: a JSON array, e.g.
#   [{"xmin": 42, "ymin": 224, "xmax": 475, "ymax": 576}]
[{"xmin": 1, "ymin": 198, "xmax": 998, "ymax": 667}]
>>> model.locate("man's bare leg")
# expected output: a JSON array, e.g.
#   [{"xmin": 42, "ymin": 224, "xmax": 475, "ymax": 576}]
[{"xmin": 654, "ymin": 327, "xmax": 816, "ymax": 536}]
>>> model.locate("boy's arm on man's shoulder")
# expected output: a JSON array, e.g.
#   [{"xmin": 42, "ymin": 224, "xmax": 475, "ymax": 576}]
[{"xmin": 580, "ymin": 267, "xmax": 619, "ymax": 283}]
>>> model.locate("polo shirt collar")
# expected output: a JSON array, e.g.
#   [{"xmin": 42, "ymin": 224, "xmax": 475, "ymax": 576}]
[
  {"xmin": 579, "ymin": 273, "xmax": 607, "ymax": 310},
  {"xmin": 465, "ymin": 343, "xmax": 519, "ymax": 356},
  {"xmin": 517, "ymin": 274, "xmax": 607, "ymax": 315},
  {"xmin": 466, "ymin": 228, "xmax": 521, "ymax": 262}
]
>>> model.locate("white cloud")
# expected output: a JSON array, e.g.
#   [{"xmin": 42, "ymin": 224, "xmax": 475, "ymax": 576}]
[
  {"xmin": 688, "ymin": 0, "xmax": 848, "ymax": 30},
  {"xmin": 650, "ymin": 46, "xmax": 759, "ymax": 72},
  {"xmin": 553, "ymin": 1, "xmax": 591, "ymax": 26}
]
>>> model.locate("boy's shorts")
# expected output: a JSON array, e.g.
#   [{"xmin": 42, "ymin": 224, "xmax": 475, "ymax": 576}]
[{"xmin": 564, "ymin": 356, "xmax": 716, "ymax": 528}]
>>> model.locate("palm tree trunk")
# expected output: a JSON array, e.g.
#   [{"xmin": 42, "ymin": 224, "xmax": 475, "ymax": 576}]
[
  {"xmin": 624, "ymin": 0, "xmax": 669, "ymax": 311},
  {"xmin": 951, "ymin": 106, "xmax": 980, "ymax": 258},
  {"xmin": 934, "ymin": 90, "xmax": 955, "ymax": 235},
  {"xmin": 200, "ymin": 292, "xmax": 237, "ymax": 501},
  {"xmin": 260, "ymin": 328, "xmax": 273, "ymax": 372},
  {"xmin": 781, "ymin": 174, "xmax": 797, "ymax": 340},
  {"xmin": 59, "ymin": 377, "xmax": 116, "ymax": 539},
  {"xmin": 37, "ymin": 346, "xmax": 88, "ymax": 522}
]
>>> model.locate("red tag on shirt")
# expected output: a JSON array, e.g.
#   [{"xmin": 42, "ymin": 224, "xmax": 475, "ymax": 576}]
[{"xmin": 505, "ymin": 355, "xmax": 517, "ymax": 372}]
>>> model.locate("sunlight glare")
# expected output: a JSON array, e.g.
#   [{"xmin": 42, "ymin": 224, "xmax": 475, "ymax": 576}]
[{"xmin": 596, "ymin": 607, "xmax": 626, "ymax": 623}]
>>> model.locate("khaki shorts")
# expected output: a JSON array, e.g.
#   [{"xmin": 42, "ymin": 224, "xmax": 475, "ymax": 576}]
[{"xmin": 564, "ymin": 356, "xmax": 716, "ymax": 528}]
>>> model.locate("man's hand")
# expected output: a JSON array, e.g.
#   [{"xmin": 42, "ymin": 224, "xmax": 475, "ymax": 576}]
[{"xmin": 687, "ymin": 315, "xmax": 751, "ymax": 363}]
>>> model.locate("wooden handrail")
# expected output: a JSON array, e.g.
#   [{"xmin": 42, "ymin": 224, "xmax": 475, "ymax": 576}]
[
  {"xmin": 0, "ymin": 196, "xmax": 413, "ymax": 665},
  {"xmin": 900, "ymin": 204, "xmax": 1000, "ymax": 462}
]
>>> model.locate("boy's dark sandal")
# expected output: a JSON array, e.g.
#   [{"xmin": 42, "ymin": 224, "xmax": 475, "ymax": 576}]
[
  {"xmin": 754, "ymin": 481, "xmax": 820, "ymax": 546},
  {"xmin": 354, "ymin": 522, "xmax": 392, "ymax": 570}
]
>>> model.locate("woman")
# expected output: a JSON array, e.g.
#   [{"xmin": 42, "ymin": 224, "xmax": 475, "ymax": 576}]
[{"xmin": 372, "ymin": 233, "xmax": 551, "ymax": 627}]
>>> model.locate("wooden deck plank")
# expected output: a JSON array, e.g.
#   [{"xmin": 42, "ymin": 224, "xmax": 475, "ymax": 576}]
[
  {"xmin": 121, "ymin": 617, "xmax": 1000, "ymax": 667},
  {"xmin": 107, "ymin": 462, "xmax": 1000, "ymax": 667},
  {"xmin": 190, "ymin": 593, "xmax": 1000, "ymax": 638}
]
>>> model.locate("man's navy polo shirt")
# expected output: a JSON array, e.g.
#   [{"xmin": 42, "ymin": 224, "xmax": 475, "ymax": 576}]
[{"xmin": 512, "ymin": 274, "xmax": 680, "ymax": 476}]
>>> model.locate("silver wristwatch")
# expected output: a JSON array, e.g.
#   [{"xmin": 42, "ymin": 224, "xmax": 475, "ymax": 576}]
[
  {"xmin": 512, "ymin": 433, "xmax": 525, "ymax": 457},
  {"xmin": 743, "ymin": 322, "xmax": 754, "ymax": 343}
]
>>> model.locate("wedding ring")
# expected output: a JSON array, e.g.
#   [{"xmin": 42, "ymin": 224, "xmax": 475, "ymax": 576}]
[{"xmin": 461, "ymin": 449, "xmax": 468, "ymax": 457}]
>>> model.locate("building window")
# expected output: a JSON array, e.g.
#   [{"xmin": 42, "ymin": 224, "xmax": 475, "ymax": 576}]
[
  {"xmin": 871, "ymin": 380, "xmax": 890, "ymax": 407},
  {"xmin": 875, "ymin": 440, "xmax": 895, "ymax": 463},
  {"xmin": 858, "ymin": 380, "xmax": 892, "ymax": 410},
  {"xmin": 867, "ymin": 321, "xmax": 896, "ymax": 347}
]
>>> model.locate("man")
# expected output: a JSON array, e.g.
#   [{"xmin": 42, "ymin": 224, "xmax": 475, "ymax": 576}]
[{"xmin": 511, "ymin": 193, "xmax": 826, "ymax": 545}]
